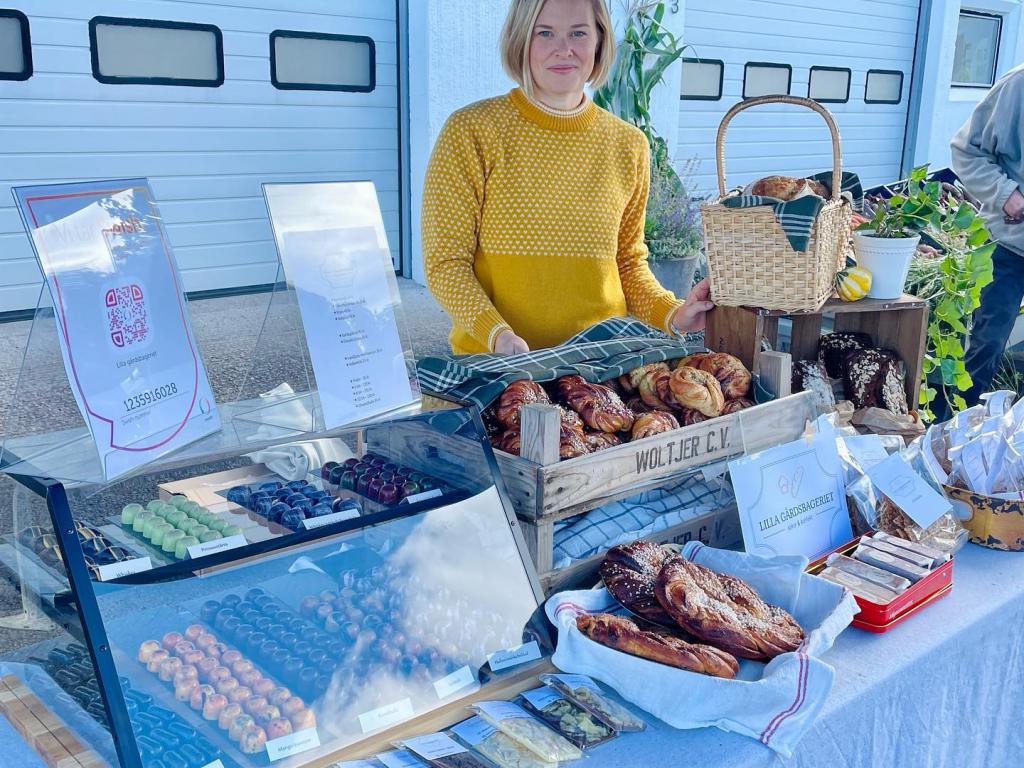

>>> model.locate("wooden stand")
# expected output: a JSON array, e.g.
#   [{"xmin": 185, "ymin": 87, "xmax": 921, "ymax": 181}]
[
  {"xmin": 0, "ymin": 676, "xmax": 106, "ymax": 768},
  {"xmin": 704, "ymin": 294, "xmax": 929, "ymax": 407}
]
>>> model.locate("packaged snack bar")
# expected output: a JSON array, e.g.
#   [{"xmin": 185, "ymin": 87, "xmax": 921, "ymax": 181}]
[
  {"xmin": 518, "ymin": 687, "xmax": 616, "ymax": 748},
  {"xmin": 469, "ymin": 702, "xmax": 583, "ymax": 764},
  {"xmin": 450, "ymin": 716, "xmax": 557, "ymax": 768},
  {"xmin": 539, "ymin": 674, "xmax": 645, "ymax": 733}
]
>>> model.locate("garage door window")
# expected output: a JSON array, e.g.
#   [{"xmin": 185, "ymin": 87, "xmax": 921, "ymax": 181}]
[
  {"xmin": 743, "ymin": 62, "xmax": 791, "ymax": 99},
  {"xmin": 0, "ymin": 9, "xmax": 31, "ymax": 81},
  {"xmin": 865, "ymin": 70, "xmax": 903, "ymax": 104},
  {"xmin": 680, "ymin": 57, "xmax": 723, "ymax": 100},
  {"xmin": 953, "ymin": 10, "xmax": 1001, "ymax": 87},
  {"xmin": 808, "ymin": 66, "xmax": 850, "ymax": 103},
  {"xmin": 271, "ymin": 30, "xmax": 375, "ymax": 92},
  {"xmin": 89, "ymin": 17, "xmax": 224, "ymax": 86}
]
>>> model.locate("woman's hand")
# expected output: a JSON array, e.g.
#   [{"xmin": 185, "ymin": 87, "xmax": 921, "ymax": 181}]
[
  {"xmin": 671, "ymin": 278, "xmax": 715, "ymax": 333},
  {"xmin": 494, "ymin": 329, "xmax": 530, "ymax": 355}
]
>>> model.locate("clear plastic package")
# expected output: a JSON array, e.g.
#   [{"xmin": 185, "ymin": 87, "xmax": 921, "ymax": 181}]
[
  {"xmin": 538, "ymin": 674, "xmax": 646, "ymax": 733},
  {"xmin": 377, "ymin": 749, "xmax": 430, "ymax": 768},
  {"xmin": 396, "ymin": 732, "xmax": 497, "ymax": 768},
  {"xmin": 469, "ymin": 701, "xmax": 583, "ymax": 764},
  {"xmin": 518, "ymin": 686, "xmax": 617, "ymax": 749},
  {"xmin": 450, "ymin": 716, "xmax": 557, "ymax": 768}
]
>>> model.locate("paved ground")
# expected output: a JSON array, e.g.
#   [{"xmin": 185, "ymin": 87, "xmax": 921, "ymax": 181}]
[{"xmin": 0, "ymin": 279, "xmax": 453, "ymax": 654}]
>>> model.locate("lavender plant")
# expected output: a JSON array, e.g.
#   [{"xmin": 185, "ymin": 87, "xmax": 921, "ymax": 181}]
[{"xmin": 645, "ymin": 156, "xmax": 705, "ymax": 261}]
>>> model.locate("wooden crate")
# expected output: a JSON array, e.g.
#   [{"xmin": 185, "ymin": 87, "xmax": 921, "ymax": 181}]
[{"xmin": 704, "ymin": 294, "xmax": 929, "ymax": 408}]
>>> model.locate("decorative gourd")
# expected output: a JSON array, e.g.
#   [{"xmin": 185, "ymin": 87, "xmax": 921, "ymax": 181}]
[{"xmin": 835, "ymin": 265, "xmax": 872, "ymax": 302}]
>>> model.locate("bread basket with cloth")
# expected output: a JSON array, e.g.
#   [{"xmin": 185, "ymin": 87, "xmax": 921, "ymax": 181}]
[{"xmin": 702, "ymin": 95, "xmax": 855, "ymax": 313}]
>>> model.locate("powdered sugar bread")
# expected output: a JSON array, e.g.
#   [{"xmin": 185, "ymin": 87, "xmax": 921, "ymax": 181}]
[{"xmin": 654, "ymin": 556, "xmax": 805, "ymax": 660}]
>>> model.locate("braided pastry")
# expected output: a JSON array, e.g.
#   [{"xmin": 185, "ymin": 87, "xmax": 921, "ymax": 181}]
[
  {"xmin": 560, "ymin": 424, "xmax": 590, "ymax": 459},
  {"xmin": 697, "ymin": 353, "xmax": 752, "ymax": 401},
  {"xmin": 675, "ymin": 352, "xmax": 712, "ymax": 370},
  {"xmin": 654, "ymin": 556, "xmax": 804, "ymax": 660},
  {"xmin": 668, "ymin": 367, "xmax": 725, "ymax": 417},
  {"xmin": 631, "ymin": 412, "xmax": 679, "ymax": 441},
  {"xmin": 495, "ymin": 380, "xmax": 549, "ymax": 429},
  {"xmin": 721, "ymin": 398, "xmax": 755, "ymax": 415},
  {"xmin": 628, "ymin": 363, "xmax": 669, "ymax": 391},
  {"xmin": 556, "ymin": 376, "xmax": 635, "ymax": 433},
  {"xmin": 495, "ymin": 429, "xmax": 521, "ymax": 455},
  {"xmin": 576, "ymin": 613, "xmax": 738, "ymax": 679},
  {"xmin": 558, "ymin": 406, "xmax": 585, "ymax": 435},
  {"xmin": 680, "ymin": 408, "xmax": 708, "ymax": 426},
  {"xmin": 637, "ymin": 367, "xmax": 676, "ymax": 412},
  {"xmin": 599, "ymin": 541, "xmax": 675, "ymax": 625},
  {"xmin": 584, "ymin": 431, "xmax": 622, "ymax": 453}
]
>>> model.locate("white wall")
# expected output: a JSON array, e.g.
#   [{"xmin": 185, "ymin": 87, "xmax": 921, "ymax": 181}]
[
  {"xmin": 911, "ymin": 0, "xmax": 1024, "ymax": 169},
  {"xmin": 407, "ymin": 0, "xmax": 686, "ymax": 283}
]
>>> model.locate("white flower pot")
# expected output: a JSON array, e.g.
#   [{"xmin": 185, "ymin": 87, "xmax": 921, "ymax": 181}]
[{"xmin": 851, "ymin": 230, "xmax": 920, "ymax": 300}]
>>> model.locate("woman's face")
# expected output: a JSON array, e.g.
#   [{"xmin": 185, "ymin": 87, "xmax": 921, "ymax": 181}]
[{"xmin": 528, "ymin": 0, "xmax": 599, "ymax": 105}]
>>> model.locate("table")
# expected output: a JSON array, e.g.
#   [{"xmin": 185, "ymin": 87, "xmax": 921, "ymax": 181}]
[{"xmin": 2, "ymin": 543, "xmax": 1022, "ymax": 768}]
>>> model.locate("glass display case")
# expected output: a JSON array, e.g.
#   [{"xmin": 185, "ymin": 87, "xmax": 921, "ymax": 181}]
[{"xmin": 0, "ymin": 408, "xmax": 552, "ymax": 768}]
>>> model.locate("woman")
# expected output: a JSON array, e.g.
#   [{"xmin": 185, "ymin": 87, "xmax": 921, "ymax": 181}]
[{"xmin": 421, "ymin": 0, "xmax": 713, "ymax": 355}]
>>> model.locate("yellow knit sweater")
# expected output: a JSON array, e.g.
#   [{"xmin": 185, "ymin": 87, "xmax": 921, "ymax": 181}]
[{"xmin": 421, "ymin": 88, "xmax": 685, "ymax": 355}]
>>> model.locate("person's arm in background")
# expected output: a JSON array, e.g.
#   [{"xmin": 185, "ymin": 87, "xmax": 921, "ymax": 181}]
[
  {"xmin": 616, "ymin": 136, "xmax": 713, "ymax": 333},
  {"xmin": 422, "ymin": 111, "xmax": 526, "ymax": 352},
  {"xmin": 951, "ymin": 75, "xmax": 1024, "ymax": 219}
]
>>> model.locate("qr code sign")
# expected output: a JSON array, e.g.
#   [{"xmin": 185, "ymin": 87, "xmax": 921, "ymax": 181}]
[{"xmin": 105, "ymin": 284, "xmax": 149, "ymax": 348}]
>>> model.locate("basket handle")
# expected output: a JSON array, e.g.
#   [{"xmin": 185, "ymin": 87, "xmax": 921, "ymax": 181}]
[{"xmin": 716, "ymin": 95, "xmax": 842, "ymax": 201}]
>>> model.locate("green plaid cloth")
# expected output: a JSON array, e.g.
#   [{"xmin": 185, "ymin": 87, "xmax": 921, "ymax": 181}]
[
  {"xmin": 416, "ymin": 318, "xmax": 699, "ymax": 410},
  {"xmin": 721, "ymin": 171, "xmax": 863, "ymax": 252}
]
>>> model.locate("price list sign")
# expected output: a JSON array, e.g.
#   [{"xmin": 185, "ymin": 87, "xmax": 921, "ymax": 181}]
[
  {"xmin": 263, "ymin": 181, "xmax": 416, "ymax": 429},
  {"xmin": 13, "ymin": 179, "xmax": 220, "ymax": 479}
]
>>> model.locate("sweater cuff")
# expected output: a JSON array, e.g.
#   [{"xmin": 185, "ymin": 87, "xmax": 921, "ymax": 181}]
[
  {"xmin": 473, "ymin": 309, "xmax": 513, "ymax": 352},
  {"xmin": 657, "ymin": 295, "xmax": 688, "ymax": 336}
]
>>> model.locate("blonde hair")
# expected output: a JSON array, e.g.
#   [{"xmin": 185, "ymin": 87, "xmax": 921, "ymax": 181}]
[{"xmin": 500, "ymin": 0, "xmax": 615, "ymax": 97}]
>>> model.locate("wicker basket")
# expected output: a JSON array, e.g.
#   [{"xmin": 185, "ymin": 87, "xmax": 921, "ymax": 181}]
[{"xmin": 701, "ymin": 95, "xmax": 852, "ymax": 312}]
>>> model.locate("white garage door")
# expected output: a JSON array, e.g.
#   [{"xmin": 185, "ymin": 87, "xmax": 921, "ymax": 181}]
[
  {"xmin": 0, "ymin": 0, "xmax": 402, "ymax": 313},
  {"xmin": 677, "ymin": 0, "xmax": 920, "ymax": 197}
]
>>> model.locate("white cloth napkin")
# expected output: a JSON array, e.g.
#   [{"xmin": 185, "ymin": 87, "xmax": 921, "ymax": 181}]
[
  {"xmin": 544, "ymin": 542, "xmax": 858, "ymax": 757},
  {"xmin": 246, "ymin": 438, "xmax": 354, "ymax": 482}
]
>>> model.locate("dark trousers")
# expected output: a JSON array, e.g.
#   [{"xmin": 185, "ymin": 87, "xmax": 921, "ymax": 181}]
[{"xmin": 961, "ymin": 243, "xmax": 1024, "ymax": 409}]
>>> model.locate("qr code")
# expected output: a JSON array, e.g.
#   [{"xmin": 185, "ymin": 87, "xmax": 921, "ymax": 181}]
[{"xmin": 105, "ymin": 284, "xmax": 149, "ymax": 348}]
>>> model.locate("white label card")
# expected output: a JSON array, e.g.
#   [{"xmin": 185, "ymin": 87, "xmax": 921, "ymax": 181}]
[
  {"xmin": 520, "ymin": 686, "xmax": 562, "ymax": 710},
  {"xmin": 201, "ymin": 761, "xmax": 225, "ymax": 768},
  {"xmin": 376, "ymin": 750, "xmax": 424, "ymax": 768},
  {"xmin": 867, "ymin": 453, "xmax": 952, "ymax": 530},
  {"xmin": 186, "ymin": 534, "xmax": 247, "ymax": 560},
  {"xmin": 402, "ymin": 733, "xmax": 467, "ymax": 760},
  {"xmin": 302, "ymin": 509, "xmax": 360, "ymax": 530},
  {"xmin": 433, "ymin": 665, "xmax": 477, "ymax": 699},
  {"xmin": 841, "ymin": 434, "xmax": 889, "ymax": 471},
  {"xmin": 97, "ymin": 556, "xmax": 152, "ymax": 582},
  {"xmin": 730, "ymin": 435, "xmax": 852, "ymax": 560},
  {"xmin": 266, "ymin": 728, "xmax": 321, "ymax": 762},
  {"xmin": 551, "ymin": 674, "xmax": 600, "ymax": 693},
  {"xmin": 332, "ymin": 762, "xmax": 381, "ymax": 768},
  {"xmin": 473, "ymin": 700, "xmax": 532, "ymax": 721},
  {"xmin": 358, "ymin": 698, "xmax": 414, "ymax": 734},
  {"xmin": 402, "ymin": 488, "xmax": 443, "ymax": 505},
  {"xmin": 450, "ymin": 716, "xmax": 496, "ymax": 746},
  {"xmin": 487, "ymin": 640, "xmax": 541, "ymax": 672}
]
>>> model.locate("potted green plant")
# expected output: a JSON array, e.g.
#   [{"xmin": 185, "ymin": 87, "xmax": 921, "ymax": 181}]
[
  {"xmin": 855, "ymin": 166, "xmax": 952, "ymax": 299},
  {"xmin": 645, "ymin": 156, "xmax": 704, "ymax": 297}
]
